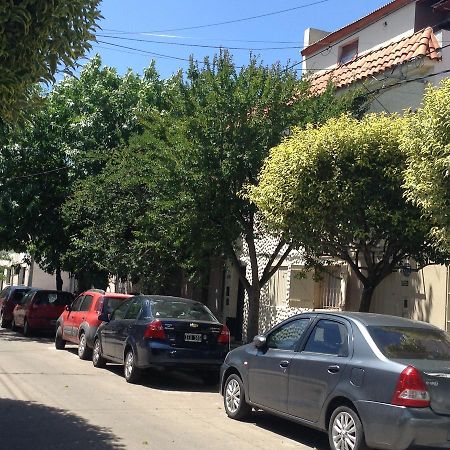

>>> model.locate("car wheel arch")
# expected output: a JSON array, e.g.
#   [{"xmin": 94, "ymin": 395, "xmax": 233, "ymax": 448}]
[
  {"xmin": 324, "ymin": 396, "xmax": 360, "ymax": 431},
  {"xmin": 221, "ymin": 367, "xmax": 244, "ymax": 395}
]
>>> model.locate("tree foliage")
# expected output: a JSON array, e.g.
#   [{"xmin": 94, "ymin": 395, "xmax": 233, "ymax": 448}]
[
  {"xmin": 0, "ymin": 0, "xmax": 101, "ymax": 123},
  {"xmin": 402, "ymin": 79, "xmax": 450, "ymax": 253},
  {"xmin": 0, "ymin": 57, "xmax": 148, "ymax": 289},
  {"xmin": 250, "ymin": 113, "xmax": 448, "ymax": 312}
]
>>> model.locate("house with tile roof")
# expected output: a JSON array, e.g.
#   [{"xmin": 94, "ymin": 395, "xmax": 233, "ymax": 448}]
[
  {"xmin": 299, "ymin": 0, "xmax": 450, "ymax": 330},
  {"xmin": 216, "ymin": 0, "xmax": 450, "ymax": 342},
  {"xmin": 303, "ymin": 0, "xmax": 450, "ymax": 113}
]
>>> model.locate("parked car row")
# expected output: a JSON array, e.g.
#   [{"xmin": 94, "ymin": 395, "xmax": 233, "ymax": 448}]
[{"xmin": 3, "ymin": 284, "xmax": 450, "ymax": 449}]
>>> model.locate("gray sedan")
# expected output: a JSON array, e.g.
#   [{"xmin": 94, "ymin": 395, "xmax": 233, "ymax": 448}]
[{"xmin": 220, "ymin": 312, "xmax": 450, "ymax": 450}]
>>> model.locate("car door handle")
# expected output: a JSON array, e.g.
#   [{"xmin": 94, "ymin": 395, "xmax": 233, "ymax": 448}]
[
  {"xmin": 279, "ymin": 360, "xmax": 290, "ymax": 368},
  {"xmin": 328, "ymin": 365, "xmax": 340, "ymax": 374}
]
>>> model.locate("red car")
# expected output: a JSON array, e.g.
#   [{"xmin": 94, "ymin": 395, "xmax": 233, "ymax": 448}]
[
  {"xmin": 55, "ymin": 289, "xmax": 131, "ymax": 359},
  {"xmin": 0, "ymin": 285, "xmax": 31, "ymax": 328},
  {"xmin": 12, "ymin": 289, "xmax": 74, "ymax": 336}
]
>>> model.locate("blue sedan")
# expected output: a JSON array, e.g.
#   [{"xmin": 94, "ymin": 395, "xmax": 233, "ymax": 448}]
[{"xmin": 93, "ymin": 295, "xmax": 230, "ymax": 384}]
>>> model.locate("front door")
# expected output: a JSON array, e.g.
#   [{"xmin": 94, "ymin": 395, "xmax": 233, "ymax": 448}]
[
  {"xmin": 72, "ymin": 295, "xmax": 93, "ymax": 342},
  {"xmin": 248, "ymin": 317, "xmax": 311, "ymax": 413},
  {"xmin": 101, "ymin": 300, "xmax": 131, "ymax": 359},
  {"xmin": 287, "ymin": 318, "xmax": 350, "ymax": 422},
  {"xmin": 63, "ymin": 295, "xmax": 84, "ymax": 340}
]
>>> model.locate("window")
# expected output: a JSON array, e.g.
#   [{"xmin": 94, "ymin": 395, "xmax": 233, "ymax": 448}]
[
  {"xmin": 289, "ymin": 268, "xmax": 317, "ymax": 309},
  {"xmin": 149, "ymin": 299, "xmax": 217, "ymax": 321},
  {"xmin": 80, "ymin": 295, "xmax": 93, "ymax": 312},
  {"xmin": 339, "ymin": 40, "xmax": 358, "ymax": 64},
  {"xmin": 71, "ymin": 296, "xmax": 84, "ymax": 312},
  {"xmin": 11, "ymin": 289, "xmax": 29, "ymax": 304},
  {"xmin": 266, "ymin": 318, "xmax": 311, "ymax": 350},
  {"xmin": 267, "ymin": 267, "xmax": 287, "ymax": 307},
  {"xmin": 111, "ymin": 300, "xmax": 131, "ymax": 320},
  {"xmin": 21, "ymin": 291, "xmax": 34, "ymax": 306},
  {"xmin": 124, "ymin": 299, "xmax": 142, "ymax": 320},
  {"xmin": 368, "ymin": 326, "xmax": 450, "ymax": 360},
  {"xmin": 304, "ymin": 320, "xmax": 348, "ymax": 356},
  {"xmin": 34, "ymin": 291, "xmax": 74, "ymax": 306}
]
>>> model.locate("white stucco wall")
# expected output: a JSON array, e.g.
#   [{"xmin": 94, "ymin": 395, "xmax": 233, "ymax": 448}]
[{"xmin": 303, "ymin": 3, "xmax": 416, "ymax": 72}]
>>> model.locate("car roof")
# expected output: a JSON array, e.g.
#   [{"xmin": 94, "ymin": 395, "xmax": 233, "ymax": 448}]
[
  {"xmin": 312, "ymin": 311, "xmax": 439, "ymax": 330},
  {"xmin": 101, "ymin": 293, "xmax": 132, "ymax": 298}
]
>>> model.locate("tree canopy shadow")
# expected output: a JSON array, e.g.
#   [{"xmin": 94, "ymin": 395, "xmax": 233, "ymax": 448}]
[
  {"xmin": 102, "ymin": 364, "xmax": 219, "ymax": 393},
  {"xmin": 0, "ymin": 328, "xmax": 54, "ymax": 344},
  {"xmin": 248, "ymin": 410, "xmax": 330, "ymax": 450},
  {"xmin": 0, "ymin": 398, "xmax": 125, "ymax": 450}
]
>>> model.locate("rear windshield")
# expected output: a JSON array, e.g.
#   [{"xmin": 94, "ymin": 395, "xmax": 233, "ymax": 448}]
[
  {"xmin": 368, "ymin": 326, "xmax": 450, "ymax": 360},
  {"xmin": 11, "ymin": 289, "xmax": 29, "ymax": 303},
  {"xmin": 101, "ymin": 297, "xmax": 126, "ymax": 314},
  {"xmin": 34, "ymin": 291, "xmax": 74, "ymax": 306},
  {"xmin": 150, "ymin": 299, "xmax": 217, "ymax": 322}
]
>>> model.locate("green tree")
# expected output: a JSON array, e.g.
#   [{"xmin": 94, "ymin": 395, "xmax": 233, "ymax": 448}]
[
  {"xmin": 170, "ymin": 52, "xmax": 366, "ymax": 339},
  {"xmin": 402, "ymin": 79, "xmax": 450, "ymax": 253},
  {"xmin": 0, "ymin": 0, "xmax": 101, "ymax": 123},
  {"xmin": 0, "ymin": 57, "xmax": 148, "ymax": 289},
  {"xmin": 250, "ymin": 114, "xmax": 448, "ymax": 312}
]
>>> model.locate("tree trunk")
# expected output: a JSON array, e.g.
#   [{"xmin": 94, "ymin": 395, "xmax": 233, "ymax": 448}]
[
  {"xmin": 56, "ymin": 267, "xmax": 63, "ymax": 291},
  {"xmin": 246, "ymin": 286, "xmax": 261, "ymax": 343},
  {"xmin": 359, "ymin": 285, "xmax": 375, "ymax": 312}
]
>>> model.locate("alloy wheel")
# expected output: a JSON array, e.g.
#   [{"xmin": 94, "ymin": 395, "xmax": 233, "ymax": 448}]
[
  {"xmin": 93, "ymin": 340, "xmax": 100, "ymax": 364},
  {"xmin": 78, "ymin": 334, "xmax": 86, "ymax": 358},
  {"xmin": 332, "ymin": 411, "xmax": 357, "ymax": 450},
  {"xmin": 225, "ymin": 378, "xmax": 241, "ymax": 414},
  {"xmin": 125, "ymin": 352, "xmax": 134, "ymax": 379}
]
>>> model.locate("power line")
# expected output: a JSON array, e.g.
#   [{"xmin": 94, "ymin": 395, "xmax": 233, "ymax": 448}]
[
  {"xmin": 120, "ymin": 0, "xmax": 333, "ymax": 34},
  {"xmin": 96, "ymin": 39, "xmax": 330, "ymax": 72},
  {"xmin": 2, "ymin": 166, "xmax": 69, "ymax": 182},
  {"xmin": 97, "ymin": 34, "xmax": 302, "ymax": 51},
  {"xmin": 102, "ymin": 29, "xmax": 301, "ymax": 45}
]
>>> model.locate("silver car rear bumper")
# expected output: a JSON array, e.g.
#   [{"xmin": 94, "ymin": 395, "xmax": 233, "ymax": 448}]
[{"xmin": 356, "ymin": 400, "xmax": 450, "ymax": 449}]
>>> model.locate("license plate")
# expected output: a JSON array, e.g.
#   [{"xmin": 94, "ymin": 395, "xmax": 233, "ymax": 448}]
[{"xmin": 185, "ymin": 333, "xmax": 202, "ymax": 343}]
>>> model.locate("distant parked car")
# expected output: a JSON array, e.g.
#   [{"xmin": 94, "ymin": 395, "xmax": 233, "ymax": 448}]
[
  {"xmin": 221, "ymin": 312, "xmax": 450, "ymax": 450},
  {"xmin": 0, "ymin": 285, "xmax": 31, "ymax": 328},
  {"xmin": 92, "ymin": 295, "xmax": 230, "ymax": 384},
  {"xmin": 12, "ymin": 289, "xmax": 74, "ymax": 336},
  {"xmin": 55, "ymin": 289, "xmax": 131, "ymax": 359}
]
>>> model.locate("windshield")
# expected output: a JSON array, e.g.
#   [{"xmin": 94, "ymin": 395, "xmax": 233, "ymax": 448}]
[
  {"xmin": 150, "ymin": 299, "xmax": 217, "ymax": 322},
  {"xmin": 368, "ymin": 326, "xmax": 450, "ymax": 360}
]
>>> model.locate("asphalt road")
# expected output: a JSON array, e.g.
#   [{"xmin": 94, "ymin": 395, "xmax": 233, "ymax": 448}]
[{"xmin": 0, "ymin": 328, "xmax": 329, "ymax": 450}]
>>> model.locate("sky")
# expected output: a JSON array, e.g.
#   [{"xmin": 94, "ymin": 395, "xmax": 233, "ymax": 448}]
[{"xmin": 83, "ymin": 0, "xmax": 390, "ymax": 79}]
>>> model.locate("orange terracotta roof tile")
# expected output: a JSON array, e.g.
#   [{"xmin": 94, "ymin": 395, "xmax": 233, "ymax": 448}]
[{"xmin": 307, "ymin": 27, "xmax": 441, "ymax": 95}]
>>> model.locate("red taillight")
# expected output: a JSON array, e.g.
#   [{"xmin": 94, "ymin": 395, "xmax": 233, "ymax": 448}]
[
  {"xmin": 217, "ymin": 325, "xmax": 230, "ymax": 345},
  {"xmin": 144, "ymin": 320, "xmax": 166, "ymax": 340},
  {"xmin": 392, "ymin": 365, "xmax": 430, "ymax": 408}
]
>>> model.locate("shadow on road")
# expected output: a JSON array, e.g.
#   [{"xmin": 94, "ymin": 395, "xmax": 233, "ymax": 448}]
[
  {"xmin": 0, "ymin": 398, "xmax": 125, "ymax": 450},
  {"xmin": 0, "ymin": 328, "xmax": 54, "ymax": 344},
  {"xmin": 103, "ymin": 364, "xmax": 219, "ymax": 393},
  {"xmin": 249, "ymin": 410, "xmax": 329, "ymax": 450}
]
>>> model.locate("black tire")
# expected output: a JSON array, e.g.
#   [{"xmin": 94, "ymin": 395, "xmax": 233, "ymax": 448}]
[
  {"xmin": 77, "ymin": 332, "xmax": 92, "ymax": 360},
  {"xmin": 55, "ymin": 326, "xmax": 66, "ymax": 350},
  {"xmin": 11, "ymin": 318, "xmax": 17, "ymax": 332},
  {"xmin": 328, "ymin": 406, "xmax": 368, "ymax": 450},
  {"xmin": 202, "ymin": 370, "xmax": 220, "ymax": 386},
  {"xmin": 0, "ymin": 310, "xmax": 10, "ymax": 328},
  {"xmin": 223, "ymin": 374, "xmax": 252, "ymax": 420},
  {"xmin": 92, "ymin": 338, "xmax": 106, "ymax": 368},
  {"xmin": 124, "ymin": 349, "xmax": 141, "ymax": 384},
  {"xmin": 23, "ymin": 319, "xmax": 32, "ymax": 337}
]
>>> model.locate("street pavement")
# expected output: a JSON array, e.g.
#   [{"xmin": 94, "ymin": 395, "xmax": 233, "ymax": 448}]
[{"xmin": 0, "ymin": 328, "xmax": 328, "ymax": 450}]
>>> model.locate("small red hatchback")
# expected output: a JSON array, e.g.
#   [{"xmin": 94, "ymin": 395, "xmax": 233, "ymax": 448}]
[
  {"xmin": 12, "ymin": 289, "xmax": 74, "ymax": 336},
  {"xmin": 55, "ymin": 289, "xmax": 131, "ymax": 359}
]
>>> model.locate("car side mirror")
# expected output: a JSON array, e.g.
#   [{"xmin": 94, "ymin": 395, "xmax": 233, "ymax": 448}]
[
  {"xmin": 253, "ymin": 335, "xmax": 267, "ymax": 349},
  {"xmin": 98, "ymin": 312, "xmax": 110, "ymax": 322}
]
